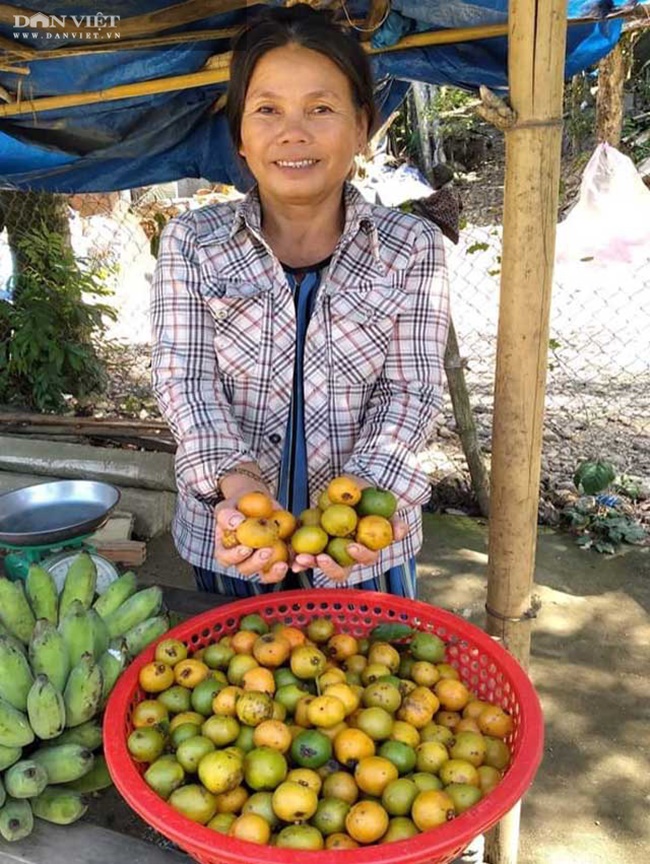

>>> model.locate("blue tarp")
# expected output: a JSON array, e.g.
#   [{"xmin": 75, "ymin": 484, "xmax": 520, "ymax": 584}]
[{"xmin": 0, "ymin": 0, "xmax": 632, "ymax": 192}]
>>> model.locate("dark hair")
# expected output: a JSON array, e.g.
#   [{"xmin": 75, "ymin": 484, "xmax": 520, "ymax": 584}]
[{"xmin": 226, "ymin": 4, "xmax": 377, "ymax": 149}]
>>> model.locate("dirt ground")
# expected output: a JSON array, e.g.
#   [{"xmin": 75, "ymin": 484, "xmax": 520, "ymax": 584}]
[{"xmin": 85, "ymin": 512, "xmax": 650, "ymax": 864}]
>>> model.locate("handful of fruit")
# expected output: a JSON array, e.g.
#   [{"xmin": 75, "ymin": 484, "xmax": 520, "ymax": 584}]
[
  {"xmin": 223, "ymin": 476, "xmax": 398, "ymax": 571},
  {"xmin": 127, "ymin": 614, "xmax": 514, "ymax": 850}
]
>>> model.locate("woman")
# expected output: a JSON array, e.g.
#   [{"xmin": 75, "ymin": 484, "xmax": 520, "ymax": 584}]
[{"xmin": 151, "ymin": 4, "xmax": 449, "ymax": 597}]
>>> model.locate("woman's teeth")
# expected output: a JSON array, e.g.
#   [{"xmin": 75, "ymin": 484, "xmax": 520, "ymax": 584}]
[{"xmin": 276, "ymin": 160, "xmax": 318, "ymax": 168}]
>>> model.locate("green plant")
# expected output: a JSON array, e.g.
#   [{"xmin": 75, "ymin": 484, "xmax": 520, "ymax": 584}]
[
  {"xmin": 0, "ymin": 223, "xmax": 117, "ymax": 412},
  {"xmin": 560, "ymin": 460, "xmax": 647, "ymax": 554}
]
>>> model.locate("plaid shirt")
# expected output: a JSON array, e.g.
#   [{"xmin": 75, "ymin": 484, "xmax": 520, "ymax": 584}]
[{"xmin": 151, "ymin": 182, "xmax": 449, "ymax": 586}]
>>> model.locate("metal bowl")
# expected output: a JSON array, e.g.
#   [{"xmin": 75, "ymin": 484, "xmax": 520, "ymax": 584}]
[{"xmin": 0, "ymin": 480, "xmax": 121, "ymax": 547}]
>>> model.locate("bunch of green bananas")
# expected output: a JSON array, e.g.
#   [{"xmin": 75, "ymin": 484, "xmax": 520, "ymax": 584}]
[{"xmin": 0, "ymin": 553, "xmax": 170, "ymax": 841}]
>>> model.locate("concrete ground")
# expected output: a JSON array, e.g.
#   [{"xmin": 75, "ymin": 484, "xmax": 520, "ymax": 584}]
[{"xmin": 136, "ymin": 513, "xmax": 650, "ymax": 864}]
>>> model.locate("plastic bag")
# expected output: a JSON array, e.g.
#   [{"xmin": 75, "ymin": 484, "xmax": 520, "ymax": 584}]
[{"xmin": 555, "ymin": 142, "xmax": 650, "ymax": 265}]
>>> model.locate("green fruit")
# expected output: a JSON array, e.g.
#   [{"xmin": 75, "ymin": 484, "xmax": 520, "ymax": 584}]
[
  {"xmin": 127, "ymin": 727, "xmax": 167, "ymax": 763},
  {"xmin": 320, "ymin": 505, "xmax": 358, "ymax": 538},
  {"xmin": 202, "ymin": 643, "xmax": 235, "ymax": 670},
  {"xmin": 410, "ymin": 632, "xmax": 446, "ymax": 663},
  {"xmin": 58, "ymin": 552, "xmax": 97, "ymax": 620},
  {"xmin": 0, "ymin": 698, "xmax": 34, "ymax": 748},
  {"xmin": 445, "ymin": 782, "xmax": 483, "ymax": 813},
  {"xmin": 290, "ymin": 729, "xmax": 332, "ymax": 769},
  {"xmin": 93, "ymin": 571, "xmax": 138, "ymax": 619},
  {"xmin": 4, "ymin": 760, "xmax": 48, "ymax": 798},
  {"xmin": 235, "ymin": 724, "xmax": 255, "ymax": 753},
  {"xmin": 244, "ymin": 747, "xmax": 287, "ymax": 791},
  {"xmin": 64, "ymin": 754, "xmax": 112, "ymax": 793},
  {"xmin": 176, "ymin": 736, "xmax": 216, "ymax": 773},
  {"xmin": 0, "ymin": 745, "xmax": 23, "ymax": 771},
  {"xmin": 378, "ymin": 740, "xmax": 417, "ymax": 775},
  {"xmin": 28, "ymin": 620, "xmax": 70, "ymax": 693},
  {"xmin": 380, "ymin": 816, "xmax": 419, "ymax": 843},
  {"xmin": 169, "ymin": 784, "xmax": 217, "ymax": 824},
  {"xmin": 275, "ymin": 824, "xmax": 324, "ymax": 850},
  {"xmin": 191, "ymin": 678, "xmax": 226, "ymax": 716},
  {"xmin": 31, "ymin": 744, "xmax": 94, "ymax": 784},
  {"xmin": 207, "ymin": 812, "xmax": 236, "ymax": 833},
  {"xmin": 0, "ymin": 579, "xmax": 36, "ymax": 644},
  {"xmin": 157, "ymin": 685, "xmax": 192, "ymax": 714},
  {"xmin": 450, "ymin": 731, "xmax": 488, "ymax": 767},
  {"xmin": 238, "ymin": 614, "xmax": 269, "ymax": 635},
  {"xmin": 0, "ymin": 635, "xmax": 34, "ymax": 711},
  {"xmin": 381, "ymin": 777, "xmax": 419, "ymax": 816},
  {"xmin": 170, "ymin": 723, "xmax": 202, "ymax": 749},
  {"xmin": 326, "ymin": 537, "xmax": 356, "ymax": 567},
  {"xmin": 144, "ymin": 755, "xmax": 185, "ymax": 799},
  {"xmin": 242, "ymin": 790, "xmax": 281, "ymax": 829},
  {"xmin": 0, "ymin": 797, "xmax": 34, "ymax": 841},
  {"xmin": 25, "ymin": 565, "xmax": 58, "ymax": 625},
  {"xmin": 411, "ymin": 771, "xmax": 443, "ymax": 792},
  {"xmin": 197, "ymin": 749, "xmax": 243, "ymax": 795},
  {"xmin": 311, "ymin": 797, "xmax": 350, "ymax": 836},
  {"xmin": 27, "ymin": 675, "xmax": 66, "ymax": 740},
  {"xmin": 40, "ymin": 719, "xmax": 103, "ymax": 751},
  {"xmin": 276, "ymin": 684, "xmax": 308, "ymax": 714},
  {"xmin": 30, "ymin": 786, "xmax": 88, "ymax": 825},
  {"xmin": 63, "ymin": 653, "xmax": 103, "ymax": 728},
  {"xmin": 202, "ymin": 715, "xmax": 239, "ymax": 747},
  {"xmin": 357, "ymin": 488, "xmax": 397, "ymax": 519}
]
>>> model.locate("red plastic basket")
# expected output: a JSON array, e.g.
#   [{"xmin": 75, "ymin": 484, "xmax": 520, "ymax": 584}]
[{"xmin": 104, "ymin": 590, "xmax": 544, "ymax": 864}]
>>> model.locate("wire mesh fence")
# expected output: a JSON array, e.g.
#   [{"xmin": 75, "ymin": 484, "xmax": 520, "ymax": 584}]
[{"xmin": 0, "ymin": 171, "xmax": 648, "ymax": 520}]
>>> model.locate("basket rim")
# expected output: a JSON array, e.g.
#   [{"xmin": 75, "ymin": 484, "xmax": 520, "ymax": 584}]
[{"xmin": 104, "ymin": 590, "xmax": 544, "ymax": 864}]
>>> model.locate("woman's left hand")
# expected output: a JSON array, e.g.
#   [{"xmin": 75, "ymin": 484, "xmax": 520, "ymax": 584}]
[{"xmin": 292, "ymin": 517, "xmax": 410, "ymax": 583}]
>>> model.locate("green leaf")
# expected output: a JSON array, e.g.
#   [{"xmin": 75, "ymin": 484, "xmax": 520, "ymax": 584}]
[
  {"xmin": 466, "ymin": 242, "xmax": 489, "ymax": 255},
  {"xmin": 573, "ymin": 461, "xmax": 616, "ymax": 495},
  {"xmin": 369, "ymin": 624, "xmax": 414, "ymax": 643}
]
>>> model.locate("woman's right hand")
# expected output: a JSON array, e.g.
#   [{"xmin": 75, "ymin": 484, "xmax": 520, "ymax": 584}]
[{"xmin": 214, "ymin": 500, "xmax": 289, "ymax": 584}]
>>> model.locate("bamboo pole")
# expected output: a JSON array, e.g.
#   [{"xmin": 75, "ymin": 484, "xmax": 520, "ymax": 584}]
[{"xmin": 483, "ymin": 0, "xmax": 567, "ymax": 861}]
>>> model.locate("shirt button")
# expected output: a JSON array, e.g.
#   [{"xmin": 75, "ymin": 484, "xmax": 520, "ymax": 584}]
[
  {"xmin": 215, "ymin": 309, "xmax": 228, "ymax": 319},
  {"xmin": 268, "ymin": 433, "xmax": 282, "ymax": 445}
]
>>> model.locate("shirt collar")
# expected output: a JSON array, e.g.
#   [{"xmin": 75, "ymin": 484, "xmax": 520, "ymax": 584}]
[{"xmin": 230, "ymin": 182, "xmax": 381, "ymax": 266}]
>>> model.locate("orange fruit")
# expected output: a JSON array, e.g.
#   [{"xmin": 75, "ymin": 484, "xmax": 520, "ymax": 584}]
[
  {"xmin": 214, "ymin": 785, "xmax": 249, "ymax": 814},
  {"xmin": 322, "ymin": 771, "xmax": 359, "ymax": 805},
  {"xmin": 411, "ymin": 789, "xmax": 455, "ymax": 830},
  {"xmin": 237, "ymin": 491, "xmax": 274, "ymax": 519},
  {"xmin": 230, "ymin": 630, "xmax": 258, "ymax": 655},
  {"xmin": 345, "ymin": 800, "xmax": 389, "ymax": 844},
  {"xmin": 307, "ymin": 695, "xmax": 347, "ymax": 728},
  {"xmin": 229, "ymin": 812, "xmax": 271, "ymax": 844},
  {"xmin": 290, "ymin": 645, "xmax": 327, "ymax": 679},
  {"xmin": 434, "ymin": 678, "xmax": 471, "ymax": 712},
  {"xmin": 173, "ymin": 659, "xmax": 210, "ymax": 689},
  {"xmin": 252, "ymin": 634, "xmax": 291, "ymax": 668},
  {"xmin": 242, "ymin": 666, "xmax": 276, "ymax": 695},
  {"xmin": 253, "ymin": 720, "xmax": 292, "ymax": 753},
  {"xmin": 354, "ymin": 755, "xmax": 399, "ymax": 796},
  {"xmin": 333, "ymin": 728, "xmax": 376, "ymax": 767},
  {"xmin": 325, "ymin": 833, "xmax": 360, "ymax": 849},
  {"xmin": 327, "ymin": 476, "xmax": 362, "ymax": 506},
  {"xmin": 477, "ymin": 705, "xmax": 514, "ymax": 738},
  {"xmin": 213, "ymin": 685, "xmax": 244, "ymax": 716},
  {"xmin": 286, "ymin": 768, "xmax": 323, "ymax": 795},
  {"xmin": 274, "ymin": 625, "xmax": 306, "ymax": 650},
  {"xmin": 139, "ymin": 661, "xmax": 175, "ymax": 693},
  {"xmin": 272, "ymin": 781, "xmax": 318, "ymax": 822},
  {"xmin": 132, "ymin": 700, "xmax": 168, "ymax": 728}
]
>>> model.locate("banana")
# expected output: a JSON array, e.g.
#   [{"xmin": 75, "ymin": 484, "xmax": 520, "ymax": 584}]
[
  {"xmin": 3, "ymin": 760, "xmax": 48, "ymax": 799},
  {"xmin": 0, "ymin": 797, "xmax": 34, "ymax": 841},
  {"xmin": 30, "ymin": 786, "xmax": 88, "ymax": 825},
  {"xmin": 63, "ymin": 653, "xmax": 103, "ymax": 728},
  {"xmin": 93, "ymin": 570, "xmax": 138, "ymax": 620},
  {"xmin": 0, "ymin": 745, "xmax": 22, "ymax": 772},
  {"xmin": 124, "ymin": 614, "xmax": 169, "ymax": 659},
  {"xmin": 86, "ymin": 608, "xmax": 110, "ymax": 659},
  {"xmin": 59, "ymin": 600, "xmax": 95, "ymax": 667},
  {"xmin": 29, "ymin": 619, "xmax": 70, "ymax": 694},
  {"xmin": 98, "ymin": 641, "xmax": 127, "ymax": 705},
  {"xmin": 25, "ymin": 564, "xmax": 58, "ymax": 625},
  {"xmin": 0, "ymin": 578, "xmax": 36, "ymax": 644},
  {"xmin": 0, "ymin": 776, "xmax": 5, "ymax": 809},
  {"xmin": 27, "ymin": 675, "xmax": 66, "ymax": 740},
  {"xmin": 40, "ymin": 718, "xmax": 103, "ymax": 751},
  {"xmin": 58, "ymin": 552, "xmax": 97, "ymax": 621},
  {"xmin": 31, "ymin": 744, "xmax": 94, "ymax": 784},
  {"xmin": 0, "ymin": 634, "xmax": 34, "ymax": 711},
  {"xmin": 104, "ymin": 586, "xmax": 163, "ymax": 638},
  {"xmin": 0, "ymin": 698, "xmax": 35, "ymax": 748},
  {"xmin": 64, "ymin": 754, "xmax": 112, "ymax": 793}
]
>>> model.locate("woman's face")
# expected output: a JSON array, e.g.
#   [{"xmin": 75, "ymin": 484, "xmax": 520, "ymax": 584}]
[{"xmin": 239, "ymin": 44, "xmax": 368, "ymax": 205}]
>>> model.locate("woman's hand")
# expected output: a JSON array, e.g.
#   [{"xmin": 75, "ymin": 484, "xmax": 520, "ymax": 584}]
[
  {"xmin": 292, "ymin": 517, "xmax": 409, "ymax": 583},
  {"xmin": 214, "ymin": 482, "xmax": 289, "ymax": 584}
]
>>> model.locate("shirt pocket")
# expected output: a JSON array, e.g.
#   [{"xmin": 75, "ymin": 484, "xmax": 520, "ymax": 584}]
[
  {"xmin": 328, "ymin": 285, "xmax": 412, "ymax": 384},
  {"xmin": 201, "ymin": 275, "xmax": 267, "ymax": 377}
]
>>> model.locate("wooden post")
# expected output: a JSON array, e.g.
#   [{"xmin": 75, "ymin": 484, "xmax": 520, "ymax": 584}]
[
  {"xmin": 596, "ymin": 39, "xmax": 627, "ymax": 147},
  {"xmin": 484, "ymin": 0, "xmax": 568, "ymax": 861}
]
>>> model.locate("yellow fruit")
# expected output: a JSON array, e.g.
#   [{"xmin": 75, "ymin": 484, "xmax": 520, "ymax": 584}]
[
  {"xmin": 320, "ymin": 505, "xmax": 358, "ymax": 538},
  {"xmin": 355, "ymin": 515, "xmax": 393, "ymax": 551},
  {"xmin": 235, "ymin": 517, "xmax": 279, "ymax": 549},
  {"xmin": 291, "ymin": 525, "xmax": 329, "ymax": 555},
  {"xmin": 253, "ymin": 720, "xmax": 292, "ymax": 753},
  {"xmin": 271, "ymin": 510, "xmax": 297, "ymax": 540},
  {"xmin": 236, "ymin": 691, "xmax": 275, "ymax": 727},
  {"xmin": 138, "ymin": 662, "xmax": 174, "ymax": 693},
  {"xmin": 260, "ymin": 540, "xmax": 289, "ymax": 574},
  {"xmin": 272, "ymin": 781, "xmax": 318, "ymax": 822},
  {"xmin": 307, "ymin": 695, "xmax": 347, "ymax": 728},
  {"xmin": 174, "ymin": 659, "xmax": 210, "ymax": 689},
  {"xmin": 229, "ymin": 812, "xmax": 271, "ymax": 844},
  {"xmin": 411, "ymin": 790, "xmax": 456, "ymax": 830},
  {"xmin": 298, "ymin": 508, "xmax": 323, "ymax": 526}
]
